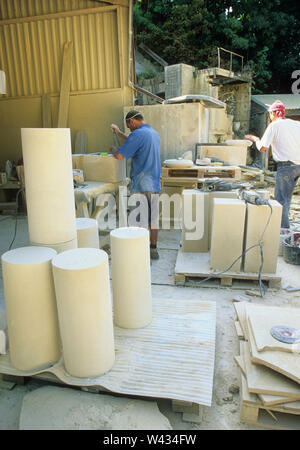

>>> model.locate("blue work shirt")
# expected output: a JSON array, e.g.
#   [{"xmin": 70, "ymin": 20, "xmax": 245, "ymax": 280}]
[{"xmin": 118, "ymin": 124, "xmax": 161, "ymax": 193}]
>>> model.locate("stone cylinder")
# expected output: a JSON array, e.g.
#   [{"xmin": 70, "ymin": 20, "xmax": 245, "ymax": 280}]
[
  {"xmin": 1, "ymin": 246, "xmax": 61, "ymax": 371},
  {"xmin": 21, "ymin": 128, "xmax": 77, "ymax": 246},
  {"xmin": 31, "ymin": 238, "xmax": 78, "ymax": 254},
  {"xmin": 52, "ymin": 248, "xmax": 115, "ymax": 378},
  {"xmin": 110, "ymin": 227, "xmax": 152, "ymax": 329},
  {"xmin": 76, "ymin": 218, "xmax": 99, "ymax": 249}
]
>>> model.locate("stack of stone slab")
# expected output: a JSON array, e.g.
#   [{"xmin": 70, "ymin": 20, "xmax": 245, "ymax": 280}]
[
  {"xmin": 72, "ymin": 153, "xmax": 126, "ymax": 183},
  {"xmin": 234, "ymin": 301, "xmax": 300, "ymax": 429}
]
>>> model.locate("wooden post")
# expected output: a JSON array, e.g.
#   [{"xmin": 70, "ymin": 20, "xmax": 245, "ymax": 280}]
[{"xmin": 57, "ymin": 42, "xmax": 73, "ymax": 128}]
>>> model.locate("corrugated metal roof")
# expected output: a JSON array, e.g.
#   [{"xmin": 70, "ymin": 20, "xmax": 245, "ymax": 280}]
[
  {"xmin": 0, "ymin": 7, "xmax": 122, "ymax": 97},
  {"xmin": 252, "ymin": 94, "xmax": 300, "ymax": 111},
  {"xmin": 0, "ymin": 0, "xmax": 105, "ymax": 20}
]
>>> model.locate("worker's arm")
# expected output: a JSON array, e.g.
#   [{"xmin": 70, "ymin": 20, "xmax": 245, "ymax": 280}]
[
  {"xmin": 245, "ymin": 134, "xmax": 267, "ymax": 152},
  {"xmin": 110, "ymin": 124, "xmax": 128, "ymax": 142},
  {"xmin": 110, "ymin": 146, "xmax": 124, "ymax": 160}
]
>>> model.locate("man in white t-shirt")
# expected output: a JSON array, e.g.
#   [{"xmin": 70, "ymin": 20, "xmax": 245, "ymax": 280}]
[{"xmin": 245, "ymin": 100, "xmax": 300, "ymax": 230}]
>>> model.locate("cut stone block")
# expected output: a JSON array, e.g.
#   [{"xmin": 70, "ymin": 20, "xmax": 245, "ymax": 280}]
[
  {"xmin": 19, "ymin": 386, "xmax": 172, "ymax": 430},
  {"xmin": 82, "ymin": 154, "xmax": 126, "ymax": 183},
  {"xmin": 182, "ymin": 190, "xmax": 209, "ymax": 252},
  {"xmin": 244, "ymin": 200, "xmax": 282, "ymax": 274},
  {"xmin": 208, "ymin": 191, "xmax": 239, "ymax": 245},
  {"xmin": 110, "ymin": 227, "xmax": 152, "ymax": 329},
  {"xmin": 21, "ymin": 128, "xmax": 77, "ymax": 246},
  {"xmin": 199, "ymin": 144, "xmax": 247, "ymax": 166},
  {"xmin": 210, "ymin": 198, "xmax": 246, "ymax": 272},
  {"xmin": 160, "ymin": 186, "xmax": 184, "ymax": 229},
  {"xmin": 76, "ymin": 218, "xmax": 99, "ymax": 249},
  {"xmin": 52, "ymin": 248, "xmax": 115, "ymax": 378},
  {"xmin": 31, "ymin": 238, "xmax": 78, "ymax": 254},
  {"xmin": 1, "ymin": 246, "xmax": 61, "ymax": 371}
]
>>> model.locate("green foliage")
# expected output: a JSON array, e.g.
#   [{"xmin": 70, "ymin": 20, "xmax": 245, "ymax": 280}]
[{"xmin": 133, "ymin": 0, "xmax": 300, "ymax": 93}]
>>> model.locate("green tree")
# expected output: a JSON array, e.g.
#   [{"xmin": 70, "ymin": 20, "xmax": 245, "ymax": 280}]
[{"xmin": 134, "ymin": 0, "xmax": 300, "ymax": 93}]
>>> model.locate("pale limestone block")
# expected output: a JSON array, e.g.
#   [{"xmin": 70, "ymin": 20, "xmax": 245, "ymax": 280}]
[
  {"xmin": 160, "ymin": 186, "xmax": 184, "ymax": 229},
  {"xmin": 76, "ymin": 218, "xmax": 99, "ymax": 249},
  {"xmin": 21, "ymin": 128, "xmax": 77, "ymax": 245},
  {"xmin": 210, "ymin": 199, "xmax": 246, "ymax": 272},
  {"xmin": 182, "ymin": 190, "xmax": 209, "ymax": 252},
  {"xmin": 124, "ymin": 103, "xmax": 208, "ymax": 162},
  {"xmin": 52, "ymin": 248, "xmax": 115, "ymax": 378},
  {"xmin": 31, "ymin": 238, "xmax": 78, "ymax": 254},
  {"xmin": 19, "ymin": 386, "xmax": 172, "ymax": 430},
  {"xmin": 82, "ymin": 154, "xmax": 126, "ymax": 182},
  {"xmin": 200, "ymin": 144, "xmax": 247, "ymax": 166},
  {"xmin": 1, "ymin": 246, "xmax": 61, "ymax": 371},
  {"xmin": 244, "ymin": 200, "xmax": 282, "ymax": 274},
  {"xmin": 208, "ymin": 191, "xmax": 239, "ymax": 245},
  {"xmin": 110, "ymin": 227, "xmax": 152, "ymax": 329}
]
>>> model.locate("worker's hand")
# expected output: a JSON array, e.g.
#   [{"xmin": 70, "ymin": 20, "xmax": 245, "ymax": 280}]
[
  {"xmin": 245, "ymin": 134, "xmax": 259, "ymax": 143},
  {"xmin": 109, "ymin": 146, "xmax": 124, "ymax": 160},
  {"xmin": 110, "ymin": 124, "xmax": 120, "ymax": 135}
]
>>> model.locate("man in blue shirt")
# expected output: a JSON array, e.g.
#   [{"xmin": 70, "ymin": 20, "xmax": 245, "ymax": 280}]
[{"xmin": 110, "ymin": 110, "xmax": 161, "ymax": 260}]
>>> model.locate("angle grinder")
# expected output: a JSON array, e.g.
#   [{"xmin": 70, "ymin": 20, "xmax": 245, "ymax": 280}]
[{"xmin": 238, "ymin": 189, "xmax": 270, "ymax": 206}]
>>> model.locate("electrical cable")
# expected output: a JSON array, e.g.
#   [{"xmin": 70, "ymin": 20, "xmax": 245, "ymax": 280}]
[
  {"xmin": 8, "ymin": 188, "xmax": 24, "ymax": 251},
  {"xmin": 195, "ymin": 201, "xmax": 273, "ymax": 297}
]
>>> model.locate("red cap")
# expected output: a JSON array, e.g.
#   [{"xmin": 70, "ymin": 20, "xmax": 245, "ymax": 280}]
[{"xmin": 268, "ymin": 100, "xmax": 286, "ymax": 118}]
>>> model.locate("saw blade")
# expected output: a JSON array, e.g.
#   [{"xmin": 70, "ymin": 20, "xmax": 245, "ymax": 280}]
[{"xmin": 270, "ymin": 325, "xmax": 300, "ymax": 344}]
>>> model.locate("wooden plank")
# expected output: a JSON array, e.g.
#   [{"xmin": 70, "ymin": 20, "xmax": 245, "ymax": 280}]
[
  {"xmin": 42, "ymin": 94, "xmax": 52, "ymax": 128},
  {"xmin": 57, "ymin": 42, "xmax": 73, "ymax": 128},
  {"xmin": 182, "ymin": 409, "xmax": 203, "ymax": 423},
  {"xmin": 175, "ymin": 250, "xmax": 281, "ymax": 286},
  {"xmin": 240, "ymin": 373, "xmax": 300, "ymax": 429},
  {"xmin": 221, "ymin": 276, "xmax": 232, "ymax": 287},
  {"xmin": 162, "ymin": 165, "xmax": 241, "ymax": 180},
  {"xmin": 171, "ymin": 400, "xmax": 202, "ymax": 414}
]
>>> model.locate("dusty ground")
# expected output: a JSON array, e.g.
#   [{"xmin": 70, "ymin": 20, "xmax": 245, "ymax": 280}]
[{"xmin": 0, "ymin": 215, "xmax": 300, "ymax": 431}]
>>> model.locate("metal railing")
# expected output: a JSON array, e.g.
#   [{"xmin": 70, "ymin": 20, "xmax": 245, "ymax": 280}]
[{"xmin": 217, "ymin": 47, "xmax": 244, "ymax": 72}]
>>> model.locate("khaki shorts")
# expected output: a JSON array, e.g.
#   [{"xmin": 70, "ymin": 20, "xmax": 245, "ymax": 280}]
[{"xmin": 128, "ymin": 192, "xmax": 160, "ymax": 229}]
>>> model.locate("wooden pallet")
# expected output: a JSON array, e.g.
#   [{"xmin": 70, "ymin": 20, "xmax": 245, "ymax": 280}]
[
  {"xmin": 162, "ymin": 165, "xmax": 241, "ymax": 180},
  {"xmin": 240, "ymin": 372, "xmax": 300, "ymax": 430},
  {"xmin": 175, "ymin": 250, "xmax": 282, "ymax": 290},
  {"xmin": 1, "ymin": 371, "xmax": 205, "ymax": 423},
  {"xmin": 0, "ymin": 297, "xmax": 216, "ymax": 425},
  {"xmin": 235, "ymin": 304, "xmax": 300, "ymax": 429}
]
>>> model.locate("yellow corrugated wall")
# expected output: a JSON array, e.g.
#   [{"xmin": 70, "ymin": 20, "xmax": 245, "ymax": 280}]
[
  {"xmin": 0, "ymin": 6, "xmax": 124, "ymax": 97},
  {"xmin": 0, "ymin": 0, "xmax": 107, "ymax": 20}
]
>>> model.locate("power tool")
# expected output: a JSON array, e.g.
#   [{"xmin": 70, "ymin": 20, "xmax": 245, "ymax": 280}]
[
  {"xmin": 199, "ymin": 178, "xmax": 252, "ymax": 192},
  {"xmin": 239, "ymin": 189, "xmax": 269, "ymax": 206}
]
